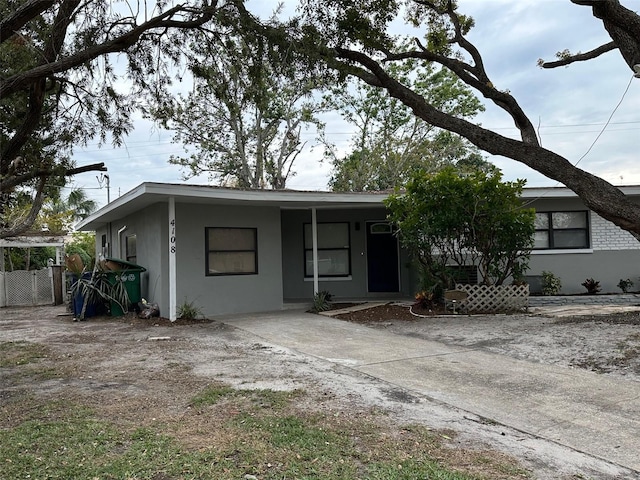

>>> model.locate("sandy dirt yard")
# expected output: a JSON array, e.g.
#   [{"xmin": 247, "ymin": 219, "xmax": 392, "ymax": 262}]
[
  {"xmin": 2, "ymin": 304, "xmax": 640, "ymax": 479},
  {"xmin": 333, "ymin": 303, "xmax": 640, "ymax": 381}
]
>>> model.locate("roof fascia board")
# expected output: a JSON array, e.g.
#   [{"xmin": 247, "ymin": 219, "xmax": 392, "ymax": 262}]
[
  {"xmin": 75, "ymin": 183, "xmax": 149, "ymax": 230},
  {"xmin": 521, "ymin": 185, "xmax": 640, "ymax": 199},
  {"xmin": 142, "ymin": 183, "xmax": 387, "ymax": 204}
]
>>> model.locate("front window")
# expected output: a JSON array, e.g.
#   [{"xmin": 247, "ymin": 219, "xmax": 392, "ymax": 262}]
[
  {"xmin": 534, "ymin": 211, "xmax": 589, "ymax": 249},
  {"xmin": 303, "ymin": 222, "xmax": 351, "ymax": 277},
  {"xmin": 206, "ymin": 227, "xmax": 258, "ymax": 275}
]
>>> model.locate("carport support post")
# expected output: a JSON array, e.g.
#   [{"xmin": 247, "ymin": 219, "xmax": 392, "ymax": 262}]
[
  {"xmin": 169, "ymin": 197, "xmax": 177, "ymax": 321},
  {"xmin": 312, "ymin": 207, "xmax": 319, "ymax": 295}
]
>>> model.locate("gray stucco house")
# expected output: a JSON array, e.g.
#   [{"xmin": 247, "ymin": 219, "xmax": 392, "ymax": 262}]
[{"xmin": 77, "ymin": 183, "xmax": 640, "ymax": 319}]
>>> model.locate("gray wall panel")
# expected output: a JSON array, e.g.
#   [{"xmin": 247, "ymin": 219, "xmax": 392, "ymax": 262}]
[
  {"xmin": 96, "ymin": 202, "xmax": 166, "ymax": 313},
  {"xmin": 529, "ymin": 250, "xmax": 640, "ymax": 294},
  {"xmin": 175, "ymin": 203, "xmax": 283, "ymax": 316}
]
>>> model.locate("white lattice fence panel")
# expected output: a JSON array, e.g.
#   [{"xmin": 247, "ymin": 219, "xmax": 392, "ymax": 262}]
[
  {"xmin": 34, "ymin": 269, "xmax": 53, "ymax": 305},
  {"xmin": 5, "ymin": 270, "xmax": 33, "ymax": 306},
  {"xmin": 3, "ymin": 268, "xmax": 53, "ymax": 306},
  {"xmin": 455, "ymin": 284, "xmax": 529, "ymax": 313}
]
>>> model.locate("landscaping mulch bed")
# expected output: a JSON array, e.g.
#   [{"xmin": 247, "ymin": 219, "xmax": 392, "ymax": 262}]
[{"xmin": 332, "ymin": 302, "xmax": 448, "ymax": 323}]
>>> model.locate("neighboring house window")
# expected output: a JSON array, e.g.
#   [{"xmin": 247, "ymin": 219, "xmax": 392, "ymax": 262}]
[
  {"xmin": 125, "ymin": 235, "xmax": 137, "ymax": 263},
  {"xmin": 206, "ymin": 227, "xmax": 258, "ymax": 275},
  {"xmin": 303, "ymin": 222, "xmax": 351, "ymax": 277},
  {"xmin": 534, "ymin": 211, "xmax": 589, "ymax": 249}
]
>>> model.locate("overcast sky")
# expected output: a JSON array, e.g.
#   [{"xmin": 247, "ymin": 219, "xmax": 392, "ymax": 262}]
[{"xmin": 69, "ymin": 0, "xmax": 640, "ymax": 208}]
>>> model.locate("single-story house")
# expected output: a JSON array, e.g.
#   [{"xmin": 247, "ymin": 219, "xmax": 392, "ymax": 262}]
[{"xmin": 76, "ymin": 182, "xmax": 640, "ymax": 319}]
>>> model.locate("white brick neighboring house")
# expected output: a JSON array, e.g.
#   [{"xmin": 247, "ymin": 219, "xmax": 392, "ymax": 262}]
[
  {"xmin": 522, "ymin": 186, "xmax": 640, "ymax": 295},
  {"xmin": 590, "ymin": 214, "xmax": 639, "ymax": 250}
]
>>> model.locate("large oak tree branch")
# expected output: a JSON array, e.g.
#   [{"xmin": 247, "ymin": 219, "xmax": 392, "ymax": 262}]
[
  {"xmin": 1, "ymin": 162, "xmax": 107, "ymax": 191},
  {"xmin": 334, "ymin": 47, "xmax": 640, "ymax": 236},
  {"xmin": 0, "ymin": 0, "xmax": 57, "ymax": 44},
  {"xmin": 543, "ymin": 0, "xmax": 640, "ymax": 72},
  {"xmin": 540, "ymin": 42, "xmax": 617, "ymax": 68},
  {"xmin": 1, "ymin": 0, "xmax": 80, "ymax": 170},
  {"xmin": 389, "ymin": 3, "xmax": 539, "ymax": 145},
  {"xmin": 576, "ymin": 0, "xmax": 640, "ymax": 67},
  {"xmin": 0, "ymin": 177, "xmax": 48, "ymax": 238},
  {"xmin": 0, "ymin": 2, "xmax": 218, "ymax": 98},
  {"xmin": 0, "ymin": 80, "xmax": 47, "ymax": 168}
]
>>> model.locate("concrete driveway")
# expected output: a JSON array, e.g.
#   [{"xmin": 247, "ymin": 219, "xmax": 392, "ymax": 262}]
[{"xmin": 220, "ymin": 309, "xmax": 640, "ymax": 474}]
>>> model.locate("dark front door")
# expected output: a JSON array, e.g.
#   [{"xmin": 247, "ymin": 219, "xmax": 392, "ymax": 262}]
[{"xmin": 366, "ymin": 222, "xmax": 399, "ymax": 292}]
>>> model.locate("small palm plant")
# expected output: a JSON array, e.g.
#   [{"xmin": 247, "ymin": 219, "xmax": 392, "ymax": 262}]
[
  {"xmin": 70, "ymin": 263, "xmax": 130, "ymax": 320},
  {"xmin": 310, "ymin": 290, "xmax": 332, "ymax": 313},
  {"xmin": 581, "ymin": 278, "xmax": 601, "ymax": 295},
  {"xmin": 177, "ymin": 298, "xmax": 203, "ymax": 320}
]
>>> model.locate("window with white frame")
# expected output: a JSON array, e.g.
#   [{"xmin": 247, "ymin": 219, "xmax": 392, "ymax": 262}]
[
  {"xmin": 303, "ymin": 222, "xmax": 351, "ymax": 277},
  {"xmin": 206, "ymin": 227, "xmax": 258, "ymax": 275},
  {"xmin": 534, "ymin": 211, "xmax": 589, "ymax": 249}
]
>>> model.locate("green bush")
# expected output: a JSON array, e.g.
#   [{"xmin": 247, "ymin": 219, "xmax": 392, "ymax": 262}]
[
  {"xmin": 617, "ymin": 278, "xmax": 634, "ymax": 293},
  {"xmin": 541, "ymin": 271, "xmax": 561, "ymax": 296},
  {"xmin": 385, "ymin": 168, "xmax": 534, "ymax": 288}
]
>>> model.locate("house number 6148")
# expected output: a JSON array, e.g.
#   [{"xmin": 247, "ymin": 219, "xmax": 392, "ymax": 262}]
[{"xmin": 170, "ymin": 218, "xmax": 176, "ymax": 254}]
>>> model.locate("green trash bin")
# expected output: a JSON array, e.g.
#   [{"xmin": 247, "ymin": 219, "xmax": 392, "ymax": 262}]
[{"xmin": 104, "ymin": 258, "xmax": 146, "ymax": 316}]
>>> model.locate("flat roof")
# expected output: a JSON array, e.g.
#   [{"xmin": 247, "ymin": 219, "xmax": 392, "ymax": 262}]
[
  {"xmin": 76, "ymin": 183, "xmax": 390, "ymax": 230},
  {"xmin": 76, "ymin": 182, "xmax": 640, "ymax": 231}
]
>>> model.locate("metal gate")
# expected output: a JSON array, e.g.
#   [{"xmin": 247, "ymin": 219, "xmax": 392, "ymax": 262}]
[{"xmin": 0, "ymin": 268, "xmax": 53, "ymax": 307}]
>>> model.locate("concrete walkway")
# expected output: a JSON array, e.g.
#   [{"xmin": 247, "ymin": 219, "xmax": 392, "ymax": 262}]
[{"xmin": 220, "ymin": 309, "xmax": 640, "ymax": 474}]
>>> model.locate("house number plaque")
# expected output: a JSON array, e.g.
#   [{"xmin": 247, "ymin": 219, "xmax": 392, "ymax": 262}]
[{"xmin": 170, "ymin": 218, "xmax": 176, "ymax": 254}]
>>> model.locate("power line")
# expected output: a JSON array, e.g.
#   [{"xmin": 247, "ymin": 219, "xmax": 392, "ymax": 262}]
[
  {"xmin": 573, "ymin": 74, "xmax": 634, "ymax": 168},
  {"xmin": 519, "ymin": 72, "xmax": 636, "ymax": 209}
]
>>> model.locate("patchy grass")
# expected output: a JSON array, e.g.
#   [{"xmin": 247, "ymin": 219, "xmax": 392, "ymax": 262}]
[
  {"xmin": 0, "ymin": 341, "xmax": 49, "ymax": 367},
  {"xmin": 190, "ymin": 383, "xmax": 237, "ymax": 406},
  {"xmin": 0, "ymin": 386, "xmax": 529, "ymax": 480},
  {"xmin": 191, "ymin": 383, "xmax": 302, "ymax": 409},
  {"xmin": 0, "ymin": 411, "xmax": 221, "ymax": 479},
  {"xmin": 0, "ymin": 335, "xmax": 529, "ymax": 480}
]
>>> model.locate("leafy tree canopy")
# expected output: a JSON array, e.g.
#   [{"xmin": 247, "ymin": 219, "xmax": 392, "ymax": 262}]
[
  {"xmin": 323, "ymin": 55, "xmax": 495, "ymax": 192},
  {"xmin": 0, "ymin": 0, "xmax": 226, "ymax": 238},
  {"xmin": 150, "ymin": 23, "xmax": 326, "ymax": 189},
  {"xmin": 385, "ymin": 167, "xmax": 535, "ymax": 292},
  {"xmin": 5, "ymin": 0, "xmax": 640, "ymax": 240},
  {"xmin": 4, "ymin": 187, "xmax": 98, "ymax": 234}
]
